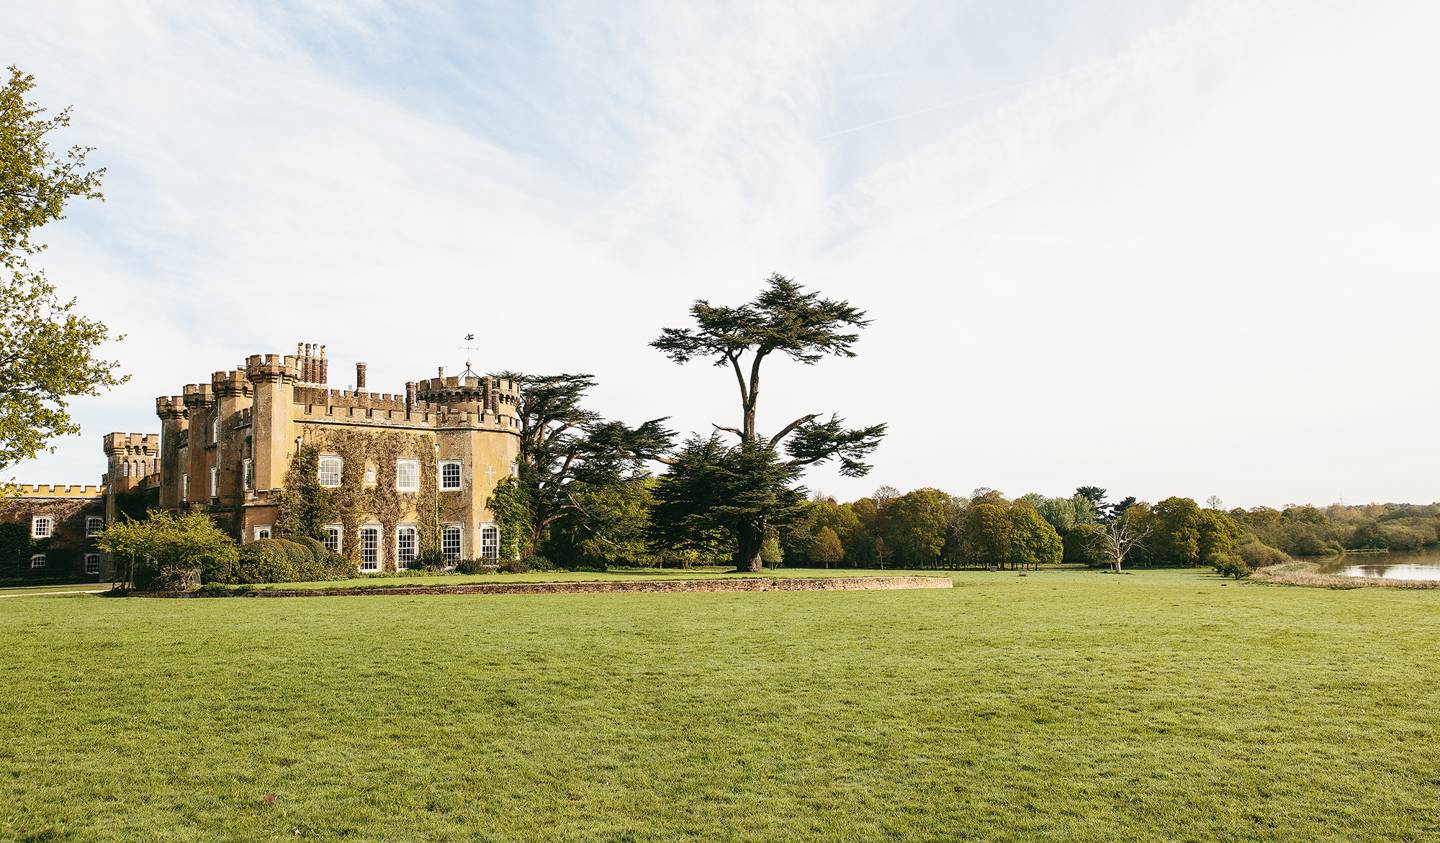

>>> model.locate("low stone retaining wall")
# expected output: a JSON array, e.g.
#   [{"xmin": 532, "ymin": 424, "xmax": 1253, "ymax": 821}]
[{"xmin": 143, "ymin": 575, "xmax": 954, "ymax": 599}]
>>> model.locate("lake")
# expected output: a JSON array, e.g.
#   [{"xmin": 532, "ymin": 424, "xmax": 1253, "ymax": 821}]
[{"xmin": 1315, "ymin": 548, "xmax": 1440, "ymax": 581}]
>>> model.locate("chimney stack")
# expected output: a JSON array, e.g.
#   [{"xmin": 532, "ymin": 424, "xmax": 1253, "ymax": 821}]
[
  {"xmin": 437, "ymin": 366, "xmax": 445, "ymax": 379},
  {"xmin": 356, "ymin": 361, "xmax": 367, "ymax": 390},
  {"xmin": 405, "ymin": 381, "xmax": 416, "ymax": 419},
  {"xmin": 319, "ymin": 345, "xmax": 328, "ymax": 384}
]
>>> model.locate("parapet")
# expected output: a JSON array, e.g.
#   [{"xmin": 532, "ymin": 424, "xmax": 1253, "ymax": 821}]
[
  {"xmin": 2, "ymin": 483, "xmax": 103, "ymax": 499},
  {"xmin": 103, "ymin": 432, "xmax": 160, "ymax": 455},
  {"xmin": 414, "ymin": 374, "xmax": 521, "ymax": 413},
  {"xmin": 245, "ymin": 353, "xmax": 301, "ymax": 384},
  {"xmin": 156, "ymin": 396, "xmax": 188, "ymax": 420},
  {"xmin": 211, "ymin": 369, "xmax": 252, "ymax": 398},
  {"xmin": 181, "ymin": 382, "xmax": 215, "ymax": 409}
]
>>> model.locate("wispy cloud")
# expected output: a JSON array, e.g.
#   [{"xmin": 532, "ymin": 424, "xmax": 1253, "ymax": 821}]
[{"xmin": 3, "ymin": 0, "xmax": 1437, "ymax": 507}]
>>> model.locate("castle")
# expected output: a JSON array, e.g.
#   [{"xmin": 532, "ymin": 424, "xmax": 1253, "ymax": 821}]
[{"xmin": 1, "ymin": 342, "xmax": 521, "ymax": 579}]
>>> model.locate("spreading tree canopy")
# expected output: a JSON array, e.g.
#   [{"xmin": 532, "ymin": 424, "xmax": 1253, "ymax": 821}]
[
  {"xmin": 651, "ymin": 274, "xmax": 886, "ymax": 570},
  {"xmin": 0, "ymin": 66, "xmax": 123, "ymax": 474},
  {"xmin": 494, "ymin": 372, "xmax": 673, "ymax": 557}
]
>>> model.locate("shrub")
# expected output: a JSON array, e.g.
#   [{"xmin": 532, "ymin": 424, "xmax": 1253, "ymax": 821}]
[
  {"xmin": 417, "ymin": 548, "xmax": 446, "ymax": 571},
  {"xmin": 100, "ymin": 510, "xmax": 238, "ymax": 590},
  {"xmin": 499, "ymin": 557, "xmax": 530, "ymax": 574},
  {"xmin": 1238, "ymin": 541, "xmax": 1289, "ymax": 569},
  {"xmin": 1210, "ymin": 552, "xmax": 1250, "ymax": 580},
  {"xmin": 521, "ymin": 554, "xmax": 555, "ymax": 572},
  {"xmin": 457, "ymin": 558, "xmax": 501, "ymax": 574},
  {"xmin": 232, "ymin": 539, "xmax": 298, "ymax": 584}
]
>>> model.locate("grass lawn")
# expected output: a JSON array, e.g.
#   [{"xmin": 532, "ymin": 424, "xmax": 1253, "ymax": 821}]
[
  {"xmin": 0, "ymin": 582, "xmax": 107, "ymax": 597},
  {"xmin": 2, "ymin": 568, "xmax": 1438, "ymax": 840}
]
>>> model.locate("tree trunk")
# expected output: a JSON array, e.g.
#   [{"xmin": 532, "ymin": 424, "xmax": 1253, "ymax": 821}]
[{"xmin": 734, "ymin": 523, "xmax": 764, "ymax": 572}]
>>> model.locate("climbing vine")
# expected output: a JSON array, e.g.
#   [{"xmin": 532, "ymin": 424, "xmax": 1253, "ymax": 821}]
[
  {"xmin": 487, "ymin": 475, "xmax": 533, "ymax": 561},
  {"xmin": 290, "ymin": 426, "xmax": 466, "ymax": 571},
  {"xmin": 275, "ymin": 445, "xmax": 336, "ymax": 539}
]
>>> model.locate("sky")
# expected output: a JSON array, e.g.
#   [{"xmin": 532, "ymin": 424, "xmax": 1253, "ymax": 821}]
[{"xmin": 4, "ymin": 0, "xmax": 1439, "ymax": 508}]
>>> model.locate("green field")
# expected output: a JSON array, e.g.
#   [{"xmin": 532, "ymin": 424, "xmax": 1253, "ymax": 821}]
[{"xmin": 3, "ymin": 568, "xmax": 1437, "ymax": 840}]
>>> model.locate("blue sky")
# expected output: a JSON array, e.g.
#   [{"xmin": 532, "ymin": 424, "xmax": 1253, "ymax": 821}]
[{"xmin": 4, "ymin": 1, "xmax": 1439, "ymax": 507}]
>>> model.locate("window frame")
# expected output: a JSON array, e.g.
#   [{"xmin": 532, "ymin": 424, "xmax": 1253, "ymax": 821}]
[
  {"xmin": 439, "ymin": 460, "xmax": 463, "ymax": 491},
  {"xmin": 318, "ymin": 455, "xmax": 343, "ymax": 488},
  {"xmin": 242, "ymin": 458, "xmax": 253, "ymax": 491},
  {"xmin": 358, "ymin": 525, "xmax": 381, "ymax": 572},
  {"xmin": 441, "ymin": 524, "xmax": 462, "ymax": 561},
  {"xmin": 395, "ymin": 524, "xmax": 418, "ymax": 569},
  {"xmin": 29, "ymin": 553, "xmax": 46, "ymax": 569},
  {"xmin": 31, "ymin": 516, "xmax": 53, "ymax": 539},
  {"xmin": 211, "ymin": 417, "xmax": 220, "ymax": 444},
  {"xmin": 209, "ymin": 466, "xmax": 219, "ymax": 498},
  {"xmin": 253, "ymin": 525, "xmax": 272, "ymax": 542},
  {"xmin": 323, "ymin": 524, "xmax": 342, "ymax": 554},
  {"xmin": 395, "ymin": 459, "xmax": 420, "ymax": 493},
  {"xmin": 480, "ymin": 522, "xmax": 500, "ymax": 560},
  {"xmin": 84, "ymin": 553, "xmax": 100, "ymax": 575},
  {"xmin": 85, "ymin": 516, "xmax": 103, "ymax": 537}
]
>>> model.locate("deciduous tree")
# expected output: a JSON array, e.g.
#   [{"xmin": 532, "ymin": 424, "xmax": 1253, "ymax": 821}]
[{"xmin": 0, "ymin": 66, "xmax": 123, "ymax": 474}]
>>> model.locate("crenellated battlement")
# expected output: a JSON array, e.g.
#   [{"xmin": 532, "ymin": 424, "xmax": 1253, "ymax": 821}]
[
  {"xmin": 181, "ymin": 383, "xmax": 214, "ymax": 409},
  {"xmin": 156, "ymin": 395, "xmax": 188, "ymax": 420},
  {"xmin": 296, "ymin": 401, "xmax": 521, "ymax": 431},
  {"xmin": 211, "ymin": 369, "xmax": 252, "ymax": 398},
  {"xmin": 3, "ymin": 483, "xmax": 103, "ymax": 499},
  {"xmin": 245, "ymin": 353, "xmax": 301, "ymax": 384},
  {"xmin": 103, "ymin": 432, "xmax": 159, "ymax": 455},
  {"xmin": 294, "ymin": 386, "xmax": 415, "ymax": 412},
  {"xmin": 414, "ymin": 374, "xmax": 521, "ymax": 413}
]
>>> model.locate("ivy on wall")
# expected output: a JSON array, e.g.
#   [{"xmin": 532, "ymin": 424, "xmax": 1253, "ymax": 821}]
[
  {"xmin": 275, "ymin": 445, "xmax": 336, "ymax": 540},
  {"xmin": 284, "ymin": 427, "xmax": 466, "ymax": 571},
  {"xmin": 486, "ymin": 475, "xmax": 531, "ymax": 561}
]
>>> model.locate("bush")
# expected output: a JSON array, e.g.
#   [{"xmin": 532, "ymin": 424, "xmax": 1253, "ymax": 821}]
[
  {"xmin": 101, "ymin": 511, "xmax": 238, "ymax": 590},
  {"xmin": 1238, "ymin": 541, "xmax": 1289, "ymax": 569},
  {"xmin": 1210, "ymin": 552, "xmax": 1250, "ymax": 580},
  {"xmin": 417, "ymin": 548, "xmax": 446, "ymax": 571},
  {"xmin": 521, "ymin": 554, "xmax": 555, "ymax": 572},
  {"xmin": 231, "ymin": 539, "xmax": 298, "ymax": 584},
  {"xmin": 457, "ymin": 558, "xmax": 498, "ymax": 575}
]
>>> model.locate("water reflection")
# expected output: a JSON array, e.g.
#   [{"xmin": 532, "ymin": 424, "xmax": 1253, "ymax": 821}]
[{"xmin": 1316, "ymin": 549, "xmax": 1440, "ymax": 581}]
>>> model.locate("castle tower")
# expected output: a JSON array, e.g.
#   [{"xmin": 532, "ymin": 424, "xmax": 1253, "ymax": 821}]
[
  {"xmin": 181, "ymin": 383, "xmax": 215, "ymax": 504},
  {"xmin": 211, "ymin": 369, "xmax": 254, "ymax": 507},
  {"xmin": 155, "ymin": 396, "xmax": 188, "ymax": 508},
  {"xmin": 245, "ymin": 353, "xmax": 300, "ymax": 494},
  {"xmin": 103, "ymin": 432, "xmax": 160, "ymax": 494}
]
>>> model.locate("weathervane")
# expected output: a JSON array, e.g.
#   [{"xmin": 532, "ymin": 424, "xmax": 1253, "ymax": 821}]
[{"xmin": 458, "ymin": 333, "xmax": 480, "ymax": 377}]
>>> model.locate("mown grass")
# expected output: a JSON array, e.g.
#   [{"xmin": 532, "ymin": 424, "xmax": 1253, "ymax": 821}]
[{"xmin": 2, "ymin": 568, "xmax": 1438, "ymax": 840}]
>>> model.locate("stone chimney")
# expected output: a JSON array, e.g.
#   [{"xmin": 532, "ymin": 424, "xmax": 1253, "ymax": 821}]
[
  {"xmin": 405, "ymin": 381, "xmax": 416, "ymax": 419},
  {"xmin": 356, "ymin": 361, "xmax": 367, "ymax": 390}
]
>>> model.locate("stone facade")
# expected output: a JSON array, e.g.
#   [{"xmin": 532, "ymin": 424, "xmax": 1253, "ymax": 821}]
[
  {"xmin": 1, "ymin": 341, "xmax": 521, "ymax": 578},
  {"xmin": 0, "ymin": 485, "xmax": 111, "ymax": 579},
  {"xmin": 155, "ymin": 342, "xmax": 521, "ymax": 570}
]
